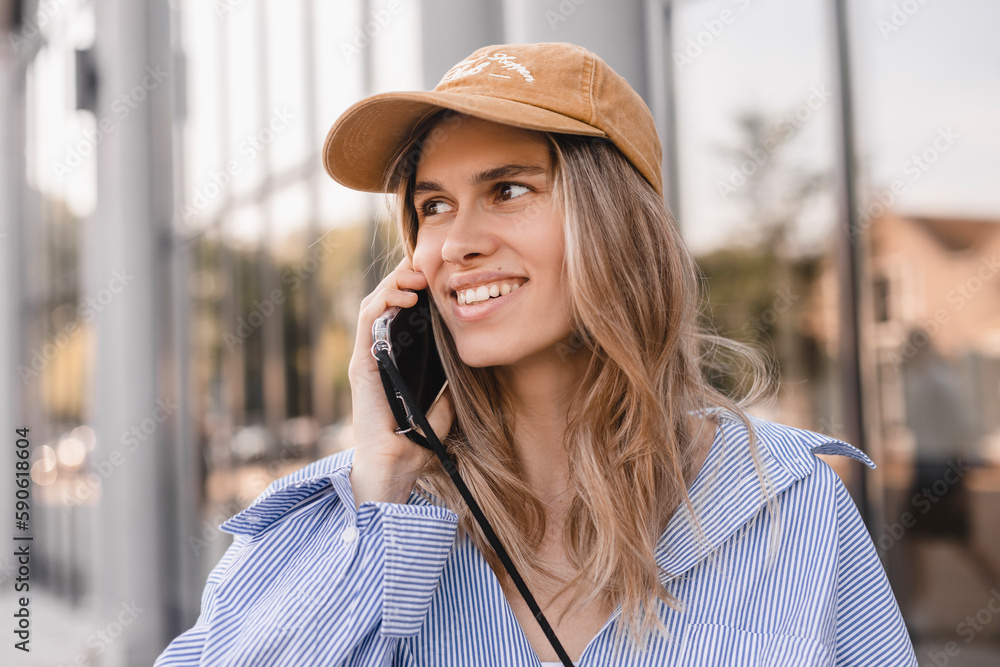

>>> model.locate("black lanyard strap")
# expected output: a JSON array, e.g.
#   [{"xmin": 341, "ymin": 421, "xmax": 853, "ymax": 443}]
[{"xmin": 372, "ymin": 345, "xmax": 574, "ymax": 666}]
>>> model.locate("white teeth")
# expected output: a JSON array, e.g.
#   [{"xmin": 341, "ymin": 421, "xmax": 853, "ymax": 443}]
[{"xmin": 456, "ymin": 280, "xmax": 525, "ymax": 305}]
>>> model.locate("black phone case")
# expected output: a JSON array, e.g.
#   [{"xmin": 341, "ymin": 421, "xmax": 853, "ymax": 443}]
[{"xmin": 389, "ymin": 290, "xmax": 447, "ymax": 414}]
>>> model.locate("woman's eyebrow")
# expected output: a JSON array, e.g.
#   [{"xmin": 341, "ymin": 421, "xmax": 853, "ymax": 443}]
[
  {"xmin": 470, "ymin": 164, "xmax": 547, "ymax": 186},
  {"xmin": 413, "ymin": 179, "xmax": 444, "ymax": 196},
  {"xmin": 413, "ymin": 164, "xmax": 547, "ymax": 196}
]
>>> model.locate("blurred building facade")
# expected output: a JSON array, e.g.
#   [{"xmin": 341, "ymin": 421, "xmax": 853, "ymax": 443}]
[
  {"xmin": 866, "ymin": 214, "xmax": 1000, "ymax": 646},
  {"xmin": 1, "ymin": 0, "xmax": 998, "ymax": 664}
]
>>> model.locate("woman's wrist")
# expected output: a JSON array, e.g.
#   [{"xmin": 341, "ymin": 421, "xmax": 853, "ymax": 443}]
[{"xmin": 349, "ymin": 452, "xmax": 423, "ymax": 508}]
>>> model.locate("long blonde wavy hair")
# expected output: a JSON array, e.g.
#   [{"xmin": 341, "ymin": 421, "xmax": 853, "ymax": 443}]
[{"xmin": 383, "ymin": 110, "xmax": 778, "ymax": 650}]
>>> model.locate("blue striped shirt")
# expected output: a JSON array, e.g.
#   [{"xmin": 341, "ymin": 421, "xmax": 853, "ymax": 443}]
[{"xmin": 155, "ymin": 411, "xmax": 917, "ymax": 665}]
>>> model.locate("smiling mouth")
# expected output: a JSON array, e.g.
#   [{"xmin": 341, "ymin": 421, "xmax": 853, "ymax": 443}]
[{"xmin": 453, "ymin": 278, "xmax": 529, "ymax": 306}]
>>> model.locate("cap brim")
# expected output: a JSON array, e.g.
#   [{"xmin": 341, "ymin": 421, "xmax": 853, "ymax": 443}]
[{"xmin": 322, "ymin": 91, "xmax": 607, "ymax": 193}]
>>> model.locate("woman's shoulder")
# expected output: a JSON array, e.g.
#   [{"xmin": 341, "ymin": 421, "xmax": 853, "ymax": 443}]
[
  {"xmin": 681, "ymin": 410, "xmax": 874, "ymax": 529},
  {"xmin": 707, "ymin": 408, "xmax": 875, "ymax": 479},
  {"xmin": 713, "ymin": 411, "xmax": 875, "ymax": 524}
]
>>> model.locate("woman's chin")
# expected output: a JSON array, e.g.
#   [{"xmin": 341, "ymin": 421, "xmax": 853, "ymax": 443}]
[
  {"xmin": 455, "ymin": 352, "xmax": 509, "ymax": 369},
  {"xmin": 454, "ymin": 343, "xmax": 521, "ymax": 369}
]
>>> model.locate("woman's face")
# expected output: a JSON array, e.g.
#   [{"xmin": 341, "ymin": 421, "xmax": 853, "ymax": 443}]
[{"xmin": 410, "ymin": 116, "xmax": 574, "ymax": 369}]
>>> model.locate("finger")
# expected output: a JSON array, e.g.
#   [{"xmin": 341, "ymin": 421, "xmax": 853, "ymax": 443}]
[
  {"xmin": 361, "ymin": 287, "xmax": 419, "ymax": 321},
  {"xmin": 384, "ymin": 256, "xmax": 427, "ymax": 287},
  {"xmin": 364, "ymin": 269, "xmax": 427, "ymax": 307},
  {"xmin": 355, "ymin": 288, "xmax": 418, "ymax": 344}
]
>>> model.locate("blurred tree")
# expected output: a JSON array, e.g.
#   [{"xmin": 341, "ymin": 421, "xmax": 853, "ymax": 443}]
[{"xmin": 696, "ymin": 109, "xmax": 828, "ymax": 409}]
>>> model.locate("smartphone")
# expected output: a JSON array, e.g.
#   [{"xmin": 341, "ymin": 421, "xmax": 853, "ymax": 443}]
[{"xmin": 372, "ymin": 290, "xmax": 448, "ymax": 415}]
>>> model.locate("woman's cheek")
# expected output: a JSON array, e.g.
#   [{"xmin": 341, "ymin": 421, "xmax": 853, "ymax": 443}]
[{"xmin": 410, "ymin": 235, "xmax": 435, "ymax": 274}]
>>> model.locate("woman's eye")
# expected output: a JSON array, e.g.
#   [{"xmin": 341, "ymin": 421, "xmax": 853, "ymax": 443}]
[
  {"xmin": 421, "ymin": 200, "xmax": 454, "ymax": 217},
  {"xmin": 497, "ymin": 183, "xmax": 530, "ymax": 202}
]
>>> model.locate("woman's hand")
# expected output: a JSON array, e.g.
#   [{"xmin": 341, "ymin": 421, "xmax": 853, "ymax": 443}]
[{"xmin": 348, "ymin": 255, "xmax": 455, "ymax": 508}]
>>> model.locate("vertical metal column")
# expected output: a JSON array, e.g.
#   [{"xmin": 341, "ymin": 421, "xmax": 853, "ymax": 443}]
[
  {"xmin": 163, "ymin": 0, "xmax": 203, "ymax": 637},
  {"xmin": 89, "ymin": 0, "xmax": 174, "ymax": 661},
  {"xmin": 646, "ymin": 0, "xmax": 682, "ymax": 223},
  {"xmin": 0, "ymin": 28, "xmax": 28, "ymax": 602},
  {"xmin": 830, "ymin": 0, "xmax": 876, "ymax": 527},
  {"xmin": 359, "ymin": 0, "xmax": 381, "ymax": 294},
  {"xmin": 218, "ymin": 13, "xmax": 245, "ymax": 429},
  {"xmin": 303, "ymin": 0, "xmax": 332, "ymax": 426},
  {"xmin": 256, "ymin": 0, "xmax": 287, "ymax": 434}
]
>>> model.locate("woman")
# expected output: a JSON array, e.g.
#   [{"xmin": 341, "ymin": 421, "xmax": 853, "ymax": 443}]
[{"xmin": 156, "ymin": 42, "xmax": 916, "ymax": 666}]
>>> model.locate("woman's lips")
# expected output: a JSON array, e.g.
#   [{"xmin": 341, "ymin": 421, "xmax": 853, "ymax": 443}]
[{"xmin": 450, "ymin": 280, "xmax": 527, "ymax": 322}]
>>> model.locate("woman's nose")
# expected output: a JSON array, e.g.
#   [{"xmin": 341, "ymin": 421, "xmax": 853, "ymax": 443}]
[{"xmin": 440, "ymin": 205, "xmax": 500, "ymax": 265}]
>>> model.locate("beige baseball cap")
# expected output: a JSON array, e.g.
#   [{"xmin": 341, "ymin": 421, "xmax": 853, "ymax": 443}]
[{"xmin": 322, "ymin": 42, "xmax": 663, "ymax": 197}]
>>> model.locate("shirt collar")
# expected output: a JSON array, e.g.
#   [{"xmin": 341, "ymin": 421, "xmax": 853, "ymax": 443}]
[{"xmin": 653, "ymin": 410, "xmax": 874, "ymax": 581}]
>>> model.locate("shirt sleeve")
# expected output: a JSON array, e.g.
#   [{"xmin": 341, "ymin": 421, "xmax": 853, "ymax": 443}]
[
  {"xmin": 153, "ymin": 531, "xmax": 252, "ymax": 666},
  {"xmin": 154, "ymin": 462, "xmax": 459, "ymax": 666},
  {"xmin": 832, "ymin": 479, "xmax": 918, "ymax": 667}
]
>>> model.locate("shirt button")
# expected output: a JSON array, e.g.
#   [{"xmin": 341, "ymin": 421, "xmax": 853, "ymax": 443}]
[{"xmin": 341, "ymin": 526, "xmax": 359, "ymax": 544}]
